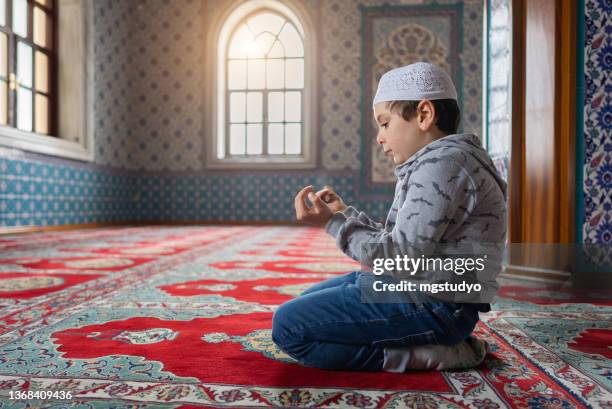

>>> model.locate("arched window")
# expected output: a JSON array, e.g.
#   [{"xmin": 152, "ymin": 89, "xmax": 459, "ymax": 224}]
[{"xmin": 207, "ymin": 0, "xmax": 317, "ymax": 169}]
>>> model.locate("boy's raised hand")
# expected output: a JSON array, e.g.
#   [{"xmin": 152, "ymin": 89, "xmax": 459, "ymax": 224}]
[
  {"xmin": 295, "ymin": 185, "xmax": 333, "ymax": 227},
  {"xmin": 315, "ymin": 186, "xmax": 347, "ymax": 214}
]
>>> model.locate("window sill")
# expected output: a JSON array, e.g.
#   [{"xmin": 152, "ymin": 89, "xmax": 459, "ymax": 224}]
[
  {"xmin": 0, "ymin": 125, "xmax": 93, "ymax": 162},
  {"xmin": 207, "ymin": 155, "xmax": 317, "ymax": 170}
]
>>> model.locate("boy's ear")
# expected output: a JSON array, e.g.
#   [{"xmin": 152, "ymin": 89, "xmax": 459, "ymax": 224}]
[{"xmin": 416, "ymin": 100, "xmax": 436, "ymax": 131}]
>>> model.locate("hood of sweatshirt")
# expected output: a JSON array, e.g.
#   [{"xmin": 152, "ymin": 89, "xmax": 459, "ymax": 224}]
[{"xmin": 394, "ymin": 133, "xmax": 507, "ymax": 200}]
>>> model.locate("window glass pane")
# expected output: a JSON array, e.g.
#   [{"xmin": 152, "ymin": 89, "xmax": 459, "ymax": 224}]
[
  {"xmin": 17, "ymin": 87, "xmax": 33, "ymax": 131},
  {"xmin": 0, "ymin": 0, "xmax": 5, "ymax": 26},
  {"xmin": 246, "ymin": 40, "xmax": 264, "ymax": 59},
  {"xmin": 217, "ymin": 126, "xmax": 225, "ymax": 159},
  {"xmin": 285, "ymin": 123, "xmax": 301, "ymax": 154},
  {"xmin": 246, "ymin": 124, "xmax": 262, "ymax": 154},
  {"xmin": 255, "ymin": 32, "xmax": 275, "ymax": 56},
  {"xmin": 229, "ymin": 92, "xmax": 245, "ymax": 123},
  {"xmin": 246, "ymin": 92, "xmax": 262, "ymax": 122},
  {"xmin": 268, "ymin": 40, "xmax": 285, "ymax": 58},
  {"xmin": 35, "ymin": 93, "xmax": 48, "ymax": 134},
  {"xmin": 35, "ymin": 51, "xmax": 48, "ymax": 92},
  {"xmin": 278, "ymin": 23, "xmax": 303, "ymax": 57},
  {"xmin": 266, "ymin": 59, "xmax": 284, "ymax": 89},
  {"xmin": 285, "ymin": 59, "xmax": 303, "ymax": 89},
  {"xmin": 268, "ymin": 123, "xmax": 284, "ymax": 154},
  {"xmin": 33, "ymin": 7, "xmax": 47, "ymax": 48},
  {"xmin": 228, "ymin": 25, "xmax": 255, "ymax": 59},
  {"xmin": 248, "ymin": 12, "xmax": 285, "ymax": 36},
  {"xmin": 12, "ymin": 0, "xmax": 28, "ymax": 38},
  {"xmin": 17, "ymin": 42, "xmax": 33, "ymax": 87},
  {"xmin": 268, "ymin": 92, "xmax": 283, "ymax": 122},
  {"xmin": 0, "ymin": 32, "xmax": 7, "ymax": 77},
  {"xmin": 0, "ymin": 80, "xmax": 7, "ymax": 124},
  {"xmin": 285, "ymin": 91, "xmax": 301, "ymax": 122},
  {"xmin": 247, "ymin": 59, "xmax": 265, "ymax": 89},
  {"xmin": 228, "ymin": 60, "xmax": 246, "ymax": 90},
  {"xmin": 229, "ymin": 124, "xmax": 245, "ymax": 155},
  {"xmin": 490, "ymin": 58, "xmax": 508, "ymax": 87}
]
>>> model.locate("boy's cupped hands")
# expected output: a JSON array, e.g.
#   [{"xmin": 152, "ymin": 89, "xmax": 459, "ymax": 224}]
[{"xmin": 295, "ymin": 185, "xmax": 347, "ymax": 227}]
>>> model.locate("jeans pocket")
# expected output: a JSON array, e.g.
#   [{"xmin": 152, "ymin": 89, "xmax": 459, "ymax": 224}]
[{"xmin": 371, "ymin": 329, "xmax": 439, "ymax": 348}]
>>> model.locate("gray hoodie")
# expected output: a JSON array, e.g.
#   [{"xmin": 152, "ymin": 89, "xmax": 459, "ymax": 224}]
[{"xmin": 325, "ymin": 133, "xmax": 507, "ymax": 307}]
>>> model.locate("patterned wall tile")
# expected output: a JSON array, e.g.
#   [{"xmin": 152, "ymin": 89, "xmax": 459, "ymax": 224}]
[
  {"xmin": 129, "ymin": 0, "xmax": 206, "ymax": 171},
  {"xmin": 0, "ymin": 154, "xmax": 137, "ymax": 227},
  {"xmin": 93, "ymin": 0, "xmax": 134, "ymax": 169},
  {"xmin": 136, "ymin": 174, "xmax": 384, "ymax": 221},
  {"xmin": 93, "ymin": 0, "xmax": 206, "ymax": 171},
  {"xmin": 581, "ymin": 0, "xmax": 611, "ymax": 244},
  {"xmin": 0, "ymin": 152, "xmax": 392, "ymax": 227},
  {"xmin": 132, "ymin": 172, "xmax": 390, "ymax": 222}
]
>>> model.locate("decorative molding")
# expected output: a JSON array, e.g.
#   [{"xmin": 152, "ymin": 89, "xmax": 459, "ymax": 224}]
[{"xmin": 358, "ymin": 3, "xmax": 467, "ymax": 195}]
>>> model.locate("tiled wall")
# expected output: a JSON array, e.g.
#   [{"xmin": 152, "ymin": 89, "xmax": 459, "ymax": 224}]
[
  {"xmin": 0, "ymin": 151, "xmax": 137, "ymax": 227},
  {"xmin": 132, "ymin": 172, "xmax": 378, "ymax": 222},
  {"xmin": 579, "ymin": 0, "xmax": 611, "ymax": 244},
  {"xmin": 0, "ymin": 150, "xmax": 389, "ymax": 226}
]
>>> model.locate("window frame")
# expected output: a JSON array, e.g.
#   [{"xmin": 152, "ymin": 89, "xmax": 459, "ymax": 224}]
[
  {"xmin": 0, "ymin": 0, "xmax": 94, "ymax": 162},
  {"xmin": 205, "ymin": 0, "xmax": 318, "ymax": 169}
]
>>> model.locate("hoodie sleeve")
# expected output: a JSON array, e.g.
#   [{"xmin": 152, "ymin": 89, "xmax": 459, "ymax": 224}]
[
  {"xmin": 324, "ymin": 155, "xmax": 478, "ymax": 266},
  {"xmin": 339, "ymin": 206, "xmax": 385, "ymax": 230}
]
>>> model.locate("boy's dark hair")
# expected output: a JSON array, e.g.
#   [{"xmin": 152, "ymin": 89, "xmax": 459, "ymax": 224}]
[{"xmin": 387, "ymin": 99, "xmax": 461, "ymax": 135}]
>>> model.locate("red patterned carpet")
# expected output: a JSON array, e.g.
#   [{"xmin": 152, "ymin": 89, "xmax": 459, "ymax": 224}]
[{"xmin": 0, "ymin": 226, "xmax": 610, "ymax": 408}]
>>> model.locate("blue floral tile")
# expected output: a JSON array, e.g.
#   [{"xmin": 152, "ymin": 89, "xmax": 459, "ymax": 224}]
[{"xmin": 582, "ymin": 0, "xmax": 612, "ymax": 243}]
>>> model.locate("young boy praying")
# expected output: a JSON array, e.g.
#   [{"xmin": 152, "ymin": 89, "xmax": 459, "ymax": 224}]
[{"xmin": 272, "ymin": 62, "xmax": 507, "ymax": 372}]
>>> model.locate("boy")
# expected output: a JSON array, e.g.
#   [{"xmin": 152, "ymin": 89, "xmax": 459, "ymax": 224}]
[{"xmin": 272, "ymin": 62, "xmax": 507, "ymax": 372}]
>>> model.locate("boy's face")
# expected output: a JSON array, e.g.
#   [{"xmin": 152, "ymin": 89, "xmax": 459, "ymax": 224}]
[{"xmin": 373, "ymin": 102, "xmax": 429, "ymax": 165}]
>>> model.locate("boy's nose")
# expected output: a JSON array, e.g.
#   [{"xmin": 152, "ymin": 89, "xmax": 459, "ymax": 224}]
[{"xmin": 376, "ymin": 131, "xmax": 385, "ymax": 145}]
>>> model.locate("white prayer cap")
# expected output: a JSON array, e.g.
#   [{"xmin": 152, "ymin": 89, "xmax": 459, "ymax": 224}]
[{"xmin": 372, "ymin": 62, "xmax": 457, "ymax": 108}]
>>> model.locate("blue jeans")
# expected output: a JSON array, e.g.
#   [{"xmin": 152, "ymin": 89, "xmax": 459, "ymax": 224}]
[{"xmin": 271, "ymin": 271, "xmax": 481, "ymax": 371}]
